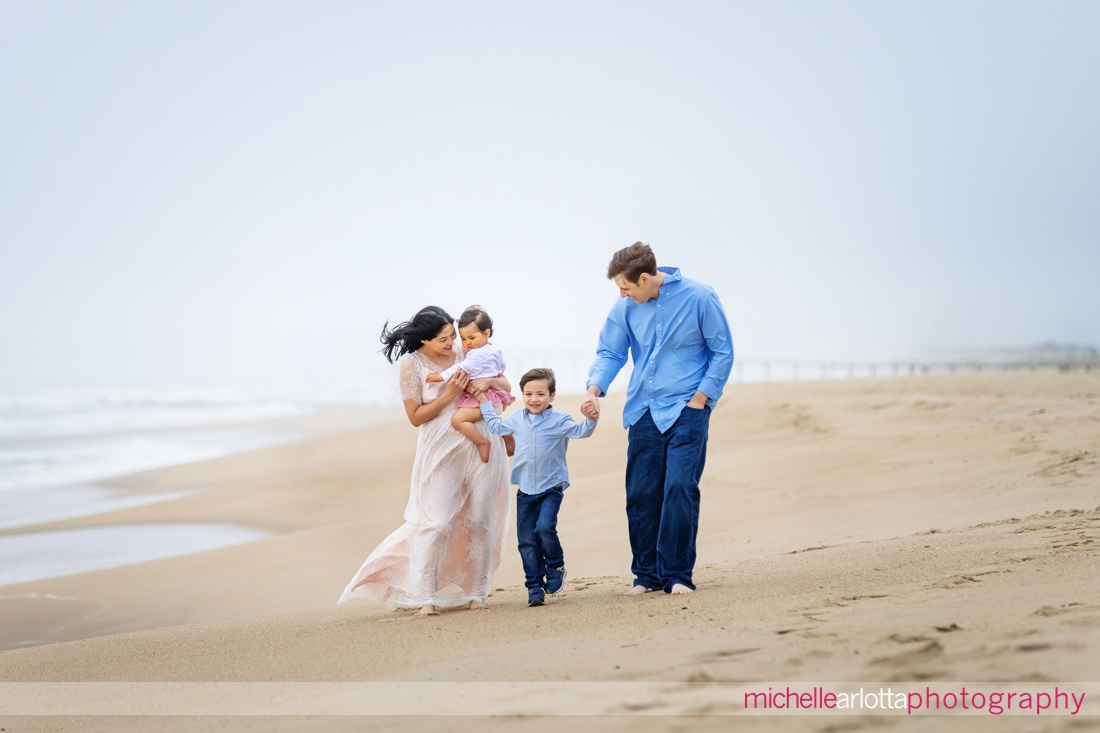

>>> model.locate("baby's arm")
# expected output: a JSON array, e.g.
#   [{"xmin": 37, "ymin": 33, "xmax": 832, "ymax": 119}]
[
  {"xmin": 457, "ymin": 347, "xmax": 500, "ymax": 380},
  {"xmin": 434, "ymin": 363, "xmax": 460, "ymax": 382},
  {"xmin": 429, "ymin": 352, "xmax": 478, "ymax": 384}
]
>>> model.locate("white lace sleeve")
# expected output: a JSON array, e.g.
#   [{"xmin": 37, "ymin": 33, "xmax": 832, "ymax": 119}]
[{"xmin": 397, "ymin": 354, "xmax": 424, "ymax": 404}]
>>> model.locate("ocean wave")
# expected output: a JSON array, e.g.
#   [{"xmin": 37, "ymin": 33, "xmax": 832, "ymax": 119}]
[{"xmin": 0, "ymin": 386, "xmax": 386, "ymax": 441}]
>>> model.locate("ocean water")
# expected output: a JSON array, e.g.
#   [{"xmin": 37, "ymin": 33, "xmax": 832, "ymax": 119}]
[
  {"xmin": 0, "ymin": 390, "xmax": 328, "ymax": 495},
  {"xmin": 0, "ymin": 524, "xmax": 273, "ymax": 586},
  {"xmin": 0, "ymin": 389, "xmax": 369, "ymax": 585}
]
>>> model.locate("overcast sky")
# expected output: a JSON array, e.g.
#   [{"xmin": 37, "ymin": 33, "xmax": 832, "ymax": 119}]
[{"xmin": 2, "ymin": 1, "xmax": 1097, "ymax": 401}]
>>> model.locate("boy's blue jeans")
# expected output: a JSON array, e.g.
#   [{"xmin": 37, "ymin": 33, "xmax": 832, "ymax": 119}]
[
  {"xmin": 516, "ymin": 485, "xmax": 565, "ymax": 592},
  {"xmin": 625, "ymin": 405, "xmax": 710, "ymax": 592}
]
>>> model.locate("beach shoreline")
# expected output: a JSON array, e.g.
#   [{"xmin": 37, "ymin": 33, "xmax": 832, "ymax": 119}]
[{"xmin": 0, "ymin": 404, "xmax": 408, "ymax": 596}]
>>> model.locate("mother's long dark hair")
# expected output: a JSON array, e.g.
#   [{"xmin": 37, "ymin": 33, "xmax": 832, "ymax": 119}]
[{"xmin": 380, "ymin": 306, "xmax": 454, "ymax": 363}]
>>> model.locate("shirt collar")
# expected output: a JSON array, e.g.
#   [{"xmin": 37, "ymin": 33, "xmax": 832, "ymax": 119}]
[{"xmin": 658, "ymin": 266, "xmax": 682, "ymax": 289}]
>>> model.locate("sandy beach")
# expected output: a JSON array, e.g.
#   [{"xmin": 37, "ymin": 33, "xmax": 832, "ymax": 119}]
[{"xmin": 1, "ymin": 371, "xmax": 1098, "ymax": 731}]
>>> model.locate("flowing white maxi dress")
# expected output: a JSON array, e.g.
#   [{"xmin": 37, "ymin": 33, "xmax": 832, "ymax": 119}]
[{"xmin": 339, "ymin": 349, "xmax": 511, "ymax": 608}]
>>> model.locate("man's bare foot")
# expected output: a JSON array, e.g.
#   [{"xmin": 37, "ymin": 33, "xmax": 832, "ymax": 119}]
[
  {"xmin": 625, "ymin": 585, "xmax": 653, "ymax": 596},
  {"xmin": 477, "ymin": 441, "xmax": 490, "ymax": 463},
  {"xmin": 468, "ymin": 600, "xmax": 486, "ymax": 611},
  {"xmin": 416, "ymin": 604, "xmax": 438, "ymax": 616},
  {"xmin": 670, "ymin": 583, "xmax": 694, "ymax": 595},
  {"xmin": 503, "ymin": 434, "xmax": 515, "ymax": 457}
]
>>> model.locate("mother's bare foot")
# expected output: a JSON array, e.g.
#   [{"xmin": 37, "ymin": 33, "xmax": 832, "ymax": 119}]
[
  {"xmin": 416, "ymin": 604, "xmax": 439, "ymax": 616},
  {"xmin": 670, "ymin": 583, "xmax": 694, "ymax": 595},
  {"xmin": 468, "ymin": 600, "xmax": 487, "ymax": 611}
]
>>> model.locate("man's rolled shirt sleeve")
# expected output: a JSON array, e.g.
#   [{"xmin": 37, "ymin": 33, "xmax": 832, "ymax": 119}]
[{"xmin": 586, "ymin": 304, "xmax": 630, "ymax": 397}]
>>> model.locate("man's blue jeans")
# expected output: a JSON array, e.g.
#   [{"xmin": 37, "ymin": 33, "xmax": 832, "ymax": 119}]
[
  {"xmin": 516, "ymin": 486, "xmax": 565, "ymax": 592},
  {"xmin": 625, "ymin": 405, "xmax": 710, "ymax": 592}
]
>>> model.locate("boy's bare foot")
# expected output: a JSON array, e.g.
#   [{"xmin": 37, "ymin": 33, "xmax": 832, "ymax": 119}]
[
  {"xmin": 670, "ymin": 583, "xmax": 694, "ymax": 595},
  {"xmin": 504, "ymin": 434, "xmax": 516, "ymax": 457},
  {"xmin": 416, "ymin": 604, "xmax": 438, "ymax": 616},
  {"xmin": 468, "ymin": 600, "xmax": 486, "ymax": 611},
  {"xmin": 625, "ymin": 585, "xmax": 653, "ymax": 596},
  {"xmin": 477, "ymin": 441, "xmax": 490, "ymax": 463}
]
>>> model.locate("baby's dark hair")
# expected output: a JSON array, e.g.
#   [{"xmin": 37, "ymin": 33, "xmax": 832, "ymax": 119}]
[
  {"xmin": 379, "ymin": 305, "xmax": 454, "ymax": 363},
  {"xmin": 520, "ymin": 367, "xmax": 556, "ymax": 393},
  {"xmin": 457, "ymin": 305, "xmax": 493, "ymax": 334}
]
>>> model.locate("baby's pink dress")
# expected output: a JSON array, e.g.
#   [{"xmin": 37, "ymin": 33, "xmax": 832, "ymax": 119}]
[{"xmin": 439, "ymin": 343, "xmax": 515, "ymax": 410}]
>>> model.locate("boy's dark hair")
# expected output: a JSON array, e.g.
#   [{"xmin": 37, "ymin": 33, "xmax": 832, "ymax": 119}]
[
  {"xmin": 457, "ymin": 305, "xmax": 493, "ymax": 334},
  {"xmin": 379, "ymin": 305, "xmax": 454, "ymax": 364},
  {"xmin": 606, "ymin": 241, "xmax": 657, "ymax": 283},
  {"xmin": 520, "ymin": 367, "xmax": 556, "ymax": 394}
]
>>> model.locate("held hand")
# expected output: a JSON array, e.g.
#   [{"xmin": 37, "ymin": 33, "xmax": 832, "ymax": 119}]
[
  {"xmin": 426, "ymin": 372, "xmax": 443, "ymax": 383},
  {"xmin": 580, "ymin": 395, "xmax": 600, "ymax": 419}
]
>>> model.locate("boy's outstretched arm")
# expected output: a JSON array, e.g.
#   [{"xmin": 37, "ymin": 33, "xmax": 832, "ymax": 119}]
[
  {"xmin": 477, "ymin": 398, "xmax": 515, "ymax": 436},
  {"xmin": 559, "ymin": 413, "xmax": 597, "ymax": 439}
]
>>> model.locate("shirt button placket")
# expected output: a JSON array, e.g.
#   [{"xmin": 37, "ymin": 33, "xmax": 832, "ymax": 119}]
[{"xmin": 650, "ymin": 305, "xmax": 661, "ymax": 402}]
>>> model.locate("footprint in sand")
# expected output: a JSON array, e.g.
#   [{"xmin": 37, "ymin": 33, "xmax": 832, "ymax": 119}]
[
  {"xmin": 930, "ymin": 569, "xmax": 1007, "ymax": 590},
  {"xmin": 696, "ymin": 647, "xmax": 761, "ymax": 662},
  {"xmin": 868, "ymin": 640, "xmax": 944, "ymax": 668},
  {"xmin": 884, "ymin": 633, "xmax": 935, "ymax": 644},
  {"xmin": 1033, "ymin": 602, "xmax": 1100, "ymax": 628}
]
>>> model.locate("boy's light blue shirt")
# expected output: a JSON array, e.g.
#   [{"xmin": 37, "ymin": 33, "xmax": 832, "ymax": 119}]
[
  {"xmin": 587, "ymin": 267, "xmax": 734, "ymax": 432},
  {"xmin": 479, "ymin": 403, "xmax": 597, "ymax": 495}
]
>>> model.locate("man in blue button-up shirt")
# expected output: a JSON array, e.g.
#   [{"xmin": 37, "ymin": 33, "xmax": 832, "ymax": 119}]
[
  {"xmin": 583, "ymin": 242, "xmax": 734, "ymax": 596},
  {"xmin": 479, "ymin": 367, "xmax": 597, "ymax": 607}
]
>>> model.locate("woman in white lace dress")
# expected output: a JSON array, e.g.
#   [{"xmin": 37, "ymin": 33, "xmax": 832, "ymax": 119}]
[{"xmin": 339, "ymin": 306, "xmax": 511, "ymax": 615}]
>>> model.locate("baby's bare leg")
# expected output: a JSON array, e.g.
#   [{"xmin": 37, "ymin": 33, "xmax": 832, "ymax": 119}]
[{"xmin": 452, "ymin": 407, "xmax": 490, "ymax": 462}]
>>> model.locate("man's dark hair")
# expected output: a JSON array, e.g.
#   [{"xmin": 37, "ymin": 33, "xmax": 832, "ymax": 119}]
[
  {"xmin": 606, "ymin": 242, "xmax": 657, "ymax": 283},
  {"xmin": 520, "ymin": 367, "xmax": 556, "ymax": 394}
]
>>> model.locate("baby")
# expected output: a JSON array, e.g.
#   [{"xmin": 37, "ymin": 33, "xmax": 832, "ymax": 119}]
[{"xmin": 426, "ymin": 305, "xmax": 515, "ymax": 461}]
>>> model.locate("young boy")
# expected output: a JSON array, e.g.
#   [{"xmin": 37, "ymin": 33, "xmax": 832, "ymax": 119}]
[{"xmin": 477, "ymin": 367, "xmax": 598, "ymax": 607}]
